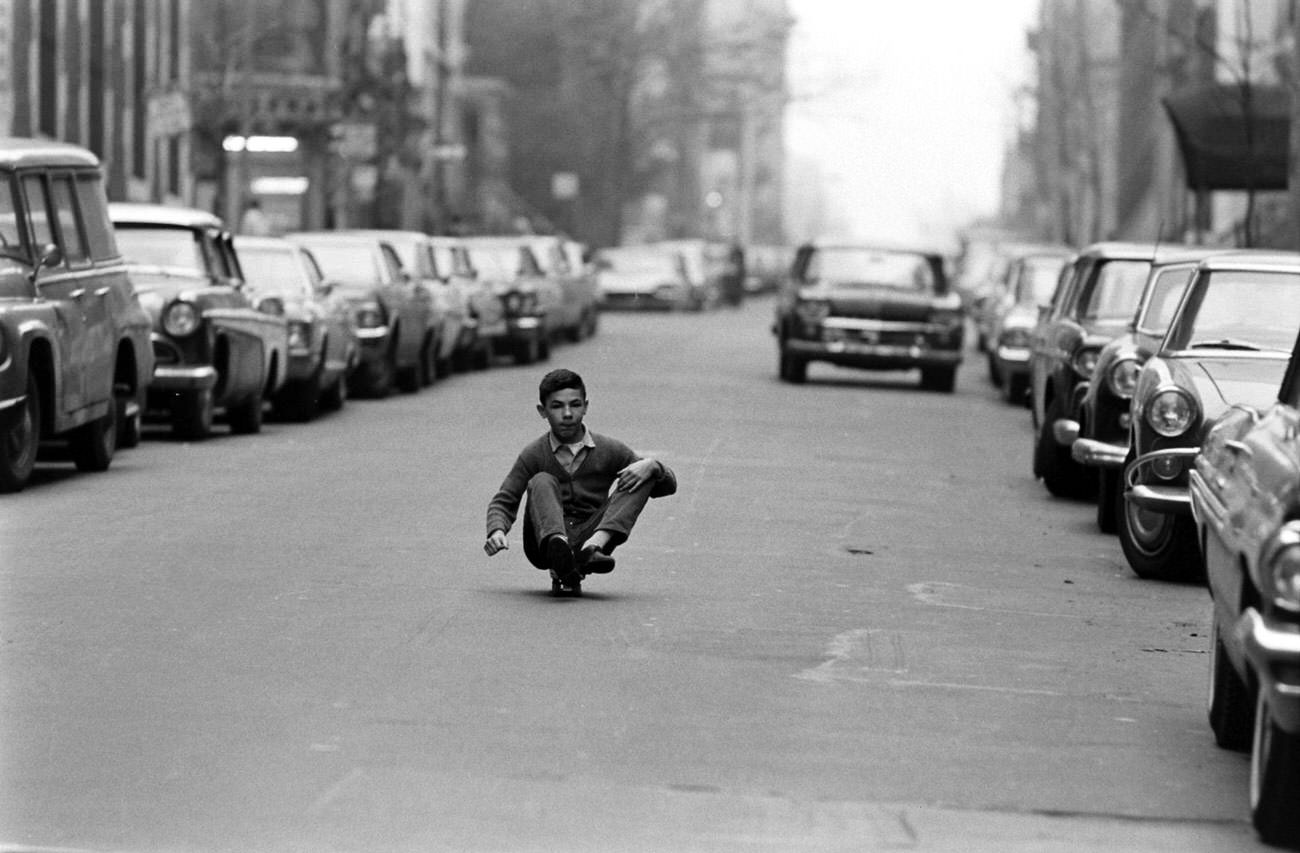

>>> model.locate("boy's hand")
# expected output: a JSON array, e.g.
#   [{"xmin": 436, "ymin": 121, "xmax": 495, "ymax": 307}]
[
  {"xmin": 616, "ymin": 458, "xmax": 661, "ymax": 492},
  {"xmin": 484, "ymin": 530, "xmax": 508, "ymax": 556}
]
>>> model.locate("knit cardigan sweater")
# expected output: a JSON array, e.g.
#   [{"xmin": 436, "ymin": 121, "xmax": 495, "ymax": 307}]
[{"xmin": 485, "ymin": 432, "xmax": 677, "ymax": 536}]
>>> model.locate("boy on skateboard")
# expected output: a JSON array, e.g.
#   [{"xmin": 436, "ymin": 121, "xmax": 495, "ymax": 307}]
[{"xmin": 484, "ymin": 369, "xmax": 677, "ymax": 589}]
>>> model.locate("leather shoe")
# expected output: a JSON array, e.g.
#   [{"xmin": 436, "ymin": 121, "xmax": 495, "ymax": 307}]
[
  {"xmin": 546, "ymin": 535, "xmax": 578, "ymax": 583},
  {"xmin": 579, "ymin": 546, "xmax": 615, "ymax": 574}
]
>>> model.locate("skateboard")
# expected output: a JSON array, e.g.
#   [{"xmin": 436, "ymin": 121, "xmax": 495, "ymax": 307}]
[{"xmin": 549, "ymin": 568, "xmax": 584, "ymax": 597}]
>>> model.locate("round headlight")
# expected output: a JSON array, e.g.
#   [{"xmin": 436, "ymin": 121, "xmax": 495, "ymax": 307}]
[
  {"xmin": 1072, "ymin": 347, "xmax": 1100, "ymax": 378},
  {"xmin": 503, "ymin": 292, "xmax": 522, "ymax": 314},
  {"xmin": 1262, "ymin": 523, "xmax": 1300, "ymax": 613},
  {"xmin": 287, "ymin": 321, "xmax": 311, "ymax": 349},
  {"xmin": 162, "ymin": 300, "xmax": 200, "ymax": 337},
  {"xmin": 1145, "ymin": 388, "xmax": 1197, "ymax": 437},
  {"xmin": 256, "ymin": 296, "xmax": 285, "ymax": 316},
  {"xmin": 1106, "ymin": 357, "xmax": 1140, "ymax": 398}
]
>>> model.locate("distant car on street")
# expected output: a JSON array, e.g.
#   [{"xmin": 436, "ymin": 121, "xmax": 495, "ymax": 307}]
[
  {"xmin": 427, "ymin": 235, "xmax": 506, "ymax": 370},
  {"xmin": 1120, "ymin": 252, "xmax": 1300, "ymax": 581},
  {"xmin": 286, "ymin": 231, "xmax": 437, "ymax": 397},
  {"xmin": 111, "ymin": 202, "xmax": 287, "ymax": 440},
  {"xmin": 1192, "ymin": 317, "xmax": 1300, "ymax": 848},
  {"xmin": 773, "ymin": 241, "xmax": 964, "ymax": 390},
  {"xmin": 594, "ymin": 244, "xmax": 695, "ymax": 310},
  {"xmin": 1029, "ymin": 242, "xmax": 1156, "ymax": 497},
  {"xmin": 0, "ymin": 139, "xmax": 153, "ymax": 491},
  {"xmin": 235, "ymin": 236, "xmax": 357, "ymax": 421},
  {"xmin": 462, "ymin": 237, "xmax": 558, "ymax": 365}
]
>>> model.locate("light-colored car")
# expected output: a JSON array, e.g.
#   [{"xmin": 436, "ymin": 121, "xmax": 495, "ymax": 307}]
[
  {"xmin": 594, "ymin": 244, "xmax": 695, "ymax": 310},
  {"xmin": 286, "ymin": 232, "xmax": 437, "ymax": 397},
  {"xmin": 1120, "ymin": 251, "xmax": 1300, "ymax": 581},
  {"xmin": 987, "ymin": 250, "xmax": 1073, "ymax": 404},
  {"xmin": 462, "ymin": 237, "xmax": 559, "ymax": 365},
  {"xmin": 428, "ymin": 235, "xmax": 506, "ymax": 370},
  {"xmin": 111, "ymin": 202, "xmax": 287, "ymax": 440},
  {"xmin": 1192, "ymin": 323, "xmax": 1300, "ymax": 848},
  {"xmin": 235, "ymin": 236, "xmax": 357, "ymax": 421},
  {"xmin": 522, "ymin": 234, "xmax": 599, "ymax": 341},
  {"xmin": 0, "ymin": 140, "xmax": 153, "ymax": 491}
]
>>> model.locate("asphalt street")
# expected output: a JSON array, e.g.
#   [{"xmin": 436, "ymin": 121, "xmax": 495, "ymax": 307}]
[{"xmin": 0, "ymin": 296, "xmax": 1275, "ymax": 852}]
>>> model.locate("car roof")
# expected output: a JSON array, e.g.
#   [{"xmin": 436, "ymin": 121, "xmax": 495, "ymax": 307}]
[
  {"xmin": 109, "ymin": 202, "xmax": 225, "ymax": 229},
  {"xmin": 286, "ymin": 231, "xmax": 389, "ymax": 248},
  {"xmin": 801, "ymin": 240, "xmax": 948, "ymax": 259},
  {"xmin": 0, "ymin": 137, "xmax": 101, "ymax": 169},
  {"xmin": 1197, "ymin": 250, "xmax": 1300, "ymax": 272},
  {"xmin": 233, "ymin": 235, "xmax": 300, "ymax": 251},
  {"xmin": 338, "ymin": 229, "xmax": 427, "ymax": 244}
]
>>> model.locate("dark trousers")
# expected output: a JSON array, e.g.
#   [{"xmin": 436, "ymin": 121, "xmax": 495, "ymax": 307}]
[{"xmin": 521, "ymin": 472, "xmax": 653, "ymax": 570}]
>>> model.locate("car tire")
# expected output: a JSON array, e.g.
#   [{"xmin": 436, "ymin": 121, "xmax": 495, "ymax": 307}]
[
  {"xmin": 1034, "ymin": 394, "xmax": 1089, "ymax": 498},
  {"xmin": 1096, "ymin": 467, "xmax": 1120, "ymax": 534},
  {"xmin": 275, "ymin": 378, "xmax": 319, "ymax": 423},
  {"xmin": 418, "ymin": 335, "xmax": 438, "ymax": 387},
  {"xmin": 1251, "ymin": 690, "xmax": 1300, "ymax": 847},
  {"xmin": 1118, "ymin": 491, "xmax": 1204, "ymax": 581},
  {"xmin": 0, "ymin": 374, "xmax": 40, "ymax": 493},
  {"xmin": 1002, "ymin": 372, "xmax": 1027, "ymax": 407},
  {"xmin": 173, "ymin": 387, "xmax": 214, "ymax": 441},
  {"xmin": 69, "ymin": 408, "xmax": 116, "ymax": 472},
  {"xmin": 513, "ymin": 337, "xmax": 539, "ymax": 366},
  {"xmin": 1208, "ymin": 610, "xmax": 1254, "ymax": 752},
  {"xmin": 320, "ymin": 369, "xmax": 347, "ymax": 412},
  {"xmin": 778, "ymin": 348, "xmax": 806, "ymax": 384},
  {"xmin": 920, "ymin": 366, "xmax": 956, "ymax": 393},
  {"xmin": 986, "ymin": 351, "xmax": 1002, "ymax": 387},
  {"xmin": 227, "ymin": 389, "xmax": 264, "ymax": 435},
  {"xmin": 116, "ymin": 389, "xmax": 142, "ymax": 449}
]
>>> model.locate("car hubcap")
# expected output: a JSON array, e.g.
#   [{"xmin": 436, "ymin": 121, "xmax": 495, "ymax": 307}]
[
  {"xmin": 1126, "ymin": 501, "xmax": 1170, "ymax": 554},
  {"xmin": 5, "ymin": 402, "xmax": 34, "ymax": 466}
]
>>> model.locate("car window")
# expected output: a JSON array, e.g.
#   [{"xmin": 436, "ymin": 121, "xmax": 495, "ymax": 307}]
[
  {"xmin": 806, "ymin": 247, "xmax": 934, "ymax": 291},
  {"xmin": 379, "ymin": 244, "xmax": 405, "ymax": 283},
  {"xmin": 1136, "ymin": 265, "xmax": 1195, "ymax": 334},
  {"xmin": 1169, "ymin": 270, "xmax": 1300, "ymax": 353},
  {"xmin": 74, "ymin": 173, "xmax": 117, "ymax": 261},
  {"xmin": 420, "ymin": 244, "xmax": 441, "ymax": 279},
  {"xmin": 1079, "ymin": 259, "xmax": 1150, "ymax": 321},
  {"xmin": 519, "ymin": 247, "xmax": 543, "ymax": 276},
  {"xmin": 549, "ymin": 245, "xmax": 570, "ymax": 275},
  {"xmin": 299, "ymin": 249, "xmax": 325, "ymax": 288},
  {"xmin": 49, "ymin": 174, "xmax": 89, "ymax": 266},
  {"xmin": 21, "ymin": 174, "xmax": 56, "ymax": 261},
  {"xmin": 307, "ymin": 243, "xmax": 383, "ymax": 284},
  {"xmin": 239, "ymin": 246, "xmax": 312, "ymax": 298},
  {"xmin": 115, "ymin": 227, "xmax": 206, "ymax": 272},
  {"xmin": 0, "ymin": 173, "xmax": 25, "ymax": 255},
  {"xmin": 1014, "ymin": 256, "xmax": 1068, "ymax": 305},
  {"xmin": 599, "ymin": 247, "xmax": 678, "ymax": 275}
]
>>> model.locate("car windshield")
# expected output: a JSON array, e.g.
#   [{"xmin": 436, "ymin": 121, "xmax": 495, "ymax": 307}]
[
  {"xmin": 301, "ymin": 243, "xmax": 382, "ymax": 284},
  {"xmin": 1014, "ymin": 255, "xmax": 1067, "ymax": 304},
  {"xmin": 238, "ymin": 247, "xmax": 311, "ymax": 298},
  {"xmin": 807, "ymin": 248, "xmax": 935, "ymax": 291},
  {"xmin": 467, "ymin": 246, "xmax": 520, "ymax": 279},
  {"xmin": 1080, "ymin": 259, "xmax": 1150, "ymax": 320},
  {"xmin": 599, "ymin": 248, "xmax": 679, "ymax": 275},
  {"xmin": 1136, "ymin": 265, "xmax": 1196, "ymax": 334},
  {"xmin": 1167, "ymin": 270, "xmax": 1300, "ymax": 353},
  {"xmin": 114, "ymin": 227, "xmax": 205, "ymax": 272}
]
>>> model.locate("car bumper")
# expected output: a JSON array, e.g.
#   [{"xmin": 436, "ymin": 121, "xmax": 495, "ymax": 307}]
[
  {"xmin": 151, "ymin": 364, "xmax": 219, "ymax": 392},
  {"xmin": 784, "ymin": 339, "xmax": 962, "ymax": 369},
  {"xmin": 1123, "ymin": 447, "xmax": 1198, "ymax": 516},
  {"xmin": 995, "ymin": 344, "xmax": 1031, "ymax": 367},
  {"xmin": 1072, "ymin": 436, "xmax": 1128, "ymax": 468},
  {"xmin": 504, "ymin": 315, "xmax": 545, "ymax": 340},
  {"xmin": 1239, "ymin": 608, "xmax": 1300, "ymax": 733}
]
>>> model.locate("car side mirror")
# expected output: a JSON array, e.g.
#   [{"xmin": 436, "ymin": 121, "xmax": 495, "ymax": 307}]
[
  {"xmin": 38, "ymin": 242, "xmax": 62, "ymax": 269},
  {"xmin": 315, "ymin": 281, "xmax": 335, "ymax": 297}
]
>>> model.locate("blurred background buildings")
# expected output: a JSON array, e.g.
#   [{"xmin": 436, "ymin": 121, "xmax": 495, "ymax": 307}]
[{"xmin": 0, "ymin": 0, "xmax": 792, "ymax": 248}]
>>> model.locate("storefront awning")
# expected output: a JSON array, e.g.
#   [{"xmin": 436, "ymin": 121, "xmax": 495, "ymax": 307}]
[{"xmin": 1161, "ymin": 83, "xmax": 1290, "ymax": 191}]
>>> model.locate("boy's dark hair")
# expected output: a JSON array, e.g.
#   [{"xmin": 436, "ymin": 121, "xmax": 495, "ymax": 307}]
[{"xmin": 539, "ymin": 368, "xmax": 586, "ymax": 403}]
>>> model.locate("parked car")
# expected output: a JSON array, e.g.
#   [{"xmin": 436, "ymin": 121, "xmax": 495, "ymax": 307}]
[
  {"xmin": 235, "ymin": 236, "xmax": 357, "ymax": 421},
  {"xmin": 1191, "ymin": 325, "xmax": 1300, "ymax": 847},
  {"xmin": 744, "ymin": 244, "xmax": 790, "ymax": 294},
  {"xmin": 0, "ymin": 140, "xmax": 153, "ymax": 491},
  {"xmin": 347, "ymin": 230, "xmax": 466, "ymax": 380},
  {"xmin": 773, "ymin": 241, "xmax": 964, "ymax": 390},
  {"xmin": 462, "ymin": 237, "xmax": 558, "ymax": 365},
  {"xmin": 1068, "ymin": 249, "xmax": 1222, "ymax": 532},
  {"xmin": 1121, "ymin": 252, "xmax": 1300, "ymax": 581},
  {"xmin": 111, "ymin": 202, "xmax": 286, "ymax": 440},
  {"xmin": 427, "ymin": 235, "xmax": 506, "ymax": 370},
  {"xmin": 654, "ymin": 238, "xmax": 727, "ymax": 310},
  {"xmin": 1029, "ymin": 242, "xmax": 1156, "ymax": 497},
  {"xmin": 986, "ymin": 250, "xmax": 1073, "ymax": 404},
  {"xmin": 286, "ymin": 232, "xmax": 436, "ymax": 397},
  {"xmin": 594, "ymin": 244, "xmax": 695, "ymax": 310},
  {"xmin": 973, "ymin": 244, "xmax": 1072, "ymax": 356},
  {"xmin": 522, "ymin": 235, "xmax": 600, "ymax": 340}
]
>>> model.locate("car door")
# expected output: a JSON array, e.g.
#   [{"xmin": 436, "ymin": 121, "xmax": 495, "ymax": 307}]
[
  {"xmin": 21, "ymin": 171, "xmax": 89, "ymax": 415},
  {"xmin": 379, "ymin": 242, "xmax": 425, "ymax": 364}
]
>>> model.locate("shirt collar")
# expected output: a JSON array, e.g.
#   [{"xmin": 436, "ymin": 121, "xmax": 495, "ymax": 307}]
[{"xmin": 548, "ymin": 427, "xmax": 595, "ymax": 453}]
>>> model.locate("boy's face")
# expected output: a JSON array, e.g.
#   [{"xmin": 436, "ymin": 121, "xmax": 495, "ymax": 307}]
[{"xmin": 538, "ymin": 388, "xmax": 587, "ymax": 443}]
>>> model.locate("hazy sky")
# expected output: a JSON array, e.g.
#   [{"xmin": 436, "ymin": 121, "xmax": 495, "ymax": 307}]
[{"xmin": 786, "ymin": 1, "xmax": 1040, "ymax": 246}]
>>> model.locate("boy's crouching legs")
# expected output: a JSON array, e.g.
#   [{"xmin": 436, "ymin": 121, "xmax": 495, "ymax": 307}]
[{"xmin": 522, "ymin": 473, "xmax": 576, "ymax": 580}]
